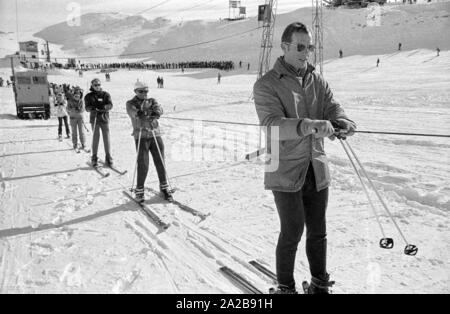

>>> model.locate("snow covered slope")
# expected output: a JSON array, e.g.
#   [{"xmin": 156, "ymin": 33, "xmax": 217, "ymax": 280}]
[{"xmin": 27, "ymin": 2, "xmax": 450, "ymax": 64}]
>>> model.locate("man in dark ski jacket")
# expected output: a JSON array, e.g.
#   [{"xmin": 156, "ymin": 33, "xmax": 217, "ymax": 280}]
[
  {"xmin": 126, "ymin": 80, "xmax": 172, "ymax": 202},
  {"xmin": 84, "ymin": 78, "xmax": 113, "ymax": 167},
  {"xmin": 254, "ymin": 22, "xmax": 356, "ymax": 294}
]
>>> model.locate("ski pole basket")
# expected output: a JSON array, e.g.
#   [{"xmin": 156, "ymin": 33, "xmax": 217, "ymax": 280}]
[
  {"xmin": 379, "ymin": 238, "xmax": 394, "ymax": 249},
  {"xmin": 404, "ymin": 244, "xmax": 418, "ymax": 256}
]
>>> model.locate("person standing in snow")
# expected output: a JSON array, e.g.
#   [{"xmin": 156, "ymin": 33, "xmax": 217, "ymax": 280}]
[
  {"xmin": 253, "ymin": 22, "xmax": 356, "ymax": 294},
  {"xmin": 376, "ymin": 58, "xmax": 380, "ymax": 67},
  {"xmin": 217, "ymin": 72, "xmax": 221, "ymax": 84},
  {"xmin": 67, "ymin": 87, "xmax": 87, "ymax": 150},
  {"xmin": 126, "ymin": 80, "xmax": 172, "ymax": 203},
  {"xmin": 84, "ymin": 78, "xmax": 114, "ymax": 167},
  {"xmin": 54, "ymin": 93, "xmax": 70, "ymax": 140}
]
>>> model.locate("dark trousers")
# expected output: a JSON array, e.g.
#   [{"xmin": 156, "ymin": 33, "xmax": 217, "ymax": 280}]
[
  {"xmin": 58, "ymin": 116, "xmax": 70, "ymax": 136},
  {"xmin": 135, "ymin": 136, "xmax": 167, "ymax": 189},
  {"xmin": 273, "ymin": 164, "xmax": 328, "ymax": 288},
  {"xmin": 91, "ymin": 122, "xmax": 111, "ymax": 158},
  {"xmin": 70, "ymin": 118, "xmax": 86, "ymax": 147}
]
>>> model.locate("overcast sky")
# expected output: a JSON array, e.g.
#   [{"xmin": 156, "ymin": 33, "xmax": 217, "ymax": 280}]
[{"xmin": 0, "ymin": 0, "xmax": 311, "ymax": 33}]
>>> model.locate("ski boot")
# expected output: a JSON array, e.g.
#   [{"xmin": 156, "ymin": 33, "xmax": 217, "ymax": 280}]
[
  {"xmin": 81, "ymin": 144, "xmax": 90, "ymax": 153},
  {"xmin": 66, "ymin": 133, "xmax": 71, "ymax": 139},
  {"xmin": 73, "ymin": 144, "xmax": 78, "ymax": 150},
  {"xmin": 307, "ymin": 274, "xmax": 335, "ymax": 294},
  {"xmin": 105, "ymin": 154, "xmax": 114, "ymax": 167},
  {"xmin": 91, "ymin": 155, "xmax": 98, "ymax": 167},
  {"xmin": 269, "ymin": 284, "xmax": 298, "ymax": 295},
  {"xmin": 134, "ymin": 187, "xmax": 145, "ymax": 203},
  {"xmin": 58, "ymin": 134, "xmax": 62, "ymax": 141},
  {"xmin": 160, "ymin": 187, "xmax": 173, "ymax": 202}
]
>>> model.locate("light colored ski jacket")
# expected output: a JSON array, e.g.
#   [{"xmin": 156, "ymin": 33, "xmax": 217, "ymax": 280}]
[{"xmin": 254, "ymin": 57, "xmax": 355, "ymax": 192}]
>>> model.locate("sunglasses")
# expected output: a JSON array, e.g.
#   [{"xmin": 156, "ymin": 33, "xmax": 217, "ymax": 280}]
[
  {"xmin": 93, "ymin": 84, "xmax": 101, "ymax": 87},
  {"xmin": 136, "ymin": 90, "xmax": 149, "ymax": 94},
  {"xmin": 284, "ymin": 42, "xmax": 316, "ymax": 52}
]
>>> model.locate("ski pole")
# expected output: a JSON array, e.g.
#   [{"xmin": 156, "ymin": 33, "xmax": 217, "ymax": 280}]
[
  {"xmin": 130, "ymin": 127, "xmax": 143, "ymax": 192},
  {"xmin": 151, "ymin": 129, "xmax": 175, "ymax": 193},
  {"xmin": 338, "ymin": 139, "xmax": 393, "ymax": 250},
  {"xmin": 82, "ymin": 120, "xmax": 90, "ymax": 133},
  {"xmin": 130, "ymin": 100, "xmax": 147, "ymax": 192},
  {"xmin": 342, "ymin": 139, "xmax": 418, "ymax": 256},
  {"xmin": 91, "ymin": 114, "xmax": 97, "ymax": 160}
]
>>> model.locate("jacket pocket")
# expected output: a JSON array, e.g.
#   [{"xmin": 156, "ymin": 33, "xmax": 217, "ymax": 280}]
[{"xmin": 279, "ymin": 138, "xmax": 307, "ymax": 160}]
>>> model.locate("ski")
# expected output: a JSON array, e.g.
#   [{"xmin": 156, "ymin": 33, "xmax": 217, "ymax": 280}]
[
  {"xmin": 249, "ymin": 260, "xmax": 277, "ymax": 283},
  {"xmin": 99, "ymin": 160, "xmax": 127, "ymax": 175},
  {"xmin": 147, "ymin": 188, "xmax": 210, "ymax": 221},
  {"xmin": 123, "ymin": 190, "xmax": 170, "ymax": 231},
  {"xmin": 86, "ymin": 162, "xmax": 110, "ymax": 178},
  {"xmin": 220, "ymin": 266, "xmax": 263, "ymax": 294}
]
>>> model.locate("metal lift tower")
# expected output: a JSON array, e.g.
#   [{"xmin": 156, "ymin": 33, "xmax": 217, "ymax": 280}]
[
  {"xmin": 312, "ymin": 0, "xmax": 324, "ymax": 75},
  {"xmin": 257, "ymin": 0, "xmax": 278, "ymax": 80}
]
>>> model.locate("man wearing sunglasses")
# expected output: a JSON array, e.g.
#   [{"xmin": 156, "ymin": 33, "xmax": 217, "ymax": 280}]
[
  {"xmin": 254, "ymin": 22, "xmax": 356, "ymax": 294},
  {"xmin": 126, "ymin": 80, "xmax": 172, "ymax": 203},
  {"xmin": 84, "ymin": 78, "xmax": 114, "ymax": 167}
]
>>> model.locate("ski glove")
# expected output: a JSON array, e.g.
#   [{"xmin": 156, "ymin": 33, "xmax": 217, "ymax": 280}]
[
  {"xmin": 150, "ymin": 112, "xmax": 160, "ymax": 119},
  {"xmin": 299, "ymin": 118, "xmax": 335, "ymax": 138},
  {"xmin": 332, "ymin": 119, "xmax": 356, "ymax": 140},
  {"xmin": 137, "ymin": 109, "xmax": 148, "ymax": 118}
]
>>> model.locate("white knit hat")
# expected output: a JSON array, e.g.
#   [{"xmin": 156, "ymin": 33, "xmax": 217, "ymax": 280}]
[{"xmin": 134, "ymin": 80, "xmax": 148, "ymax": 90}]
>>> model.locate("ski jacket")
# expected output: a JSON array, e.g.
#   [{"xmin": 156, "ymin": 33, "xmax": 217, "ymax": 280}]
[
  {"xmin": 126, "ymin": 96, "xmax": 163, "ymax": 139},
  {"xmin": 66, "ymin": 92, "xmax": 85, "ymax": 120},
  {"xmin": 254, "ymin": 57, "xmax": 355, "ymax": 192},
  {"xmin": 84, "ymin": 88, "xmax": 113, "ymax": 124},
  {"xmin": 54, "ymin": 99, "xmax": 68, "ymax": 118}
]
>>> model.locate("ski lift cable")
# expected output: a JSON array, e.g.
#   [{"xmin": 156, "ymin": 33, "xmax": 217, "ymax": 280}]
[
  {"xmin": 47, "ymin": 26, "xmax": 261, "ymax": 60},
  {"xmin": 110, "ymin": 111, "xmax": 450, "ymax": 138},
  {"xmin": 161, "ymin": 117, "xmax": 450, "ymax": 138},
  {"xmin": 171, "ymin": 0, "xmax": 217, "ymax": 16}
]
